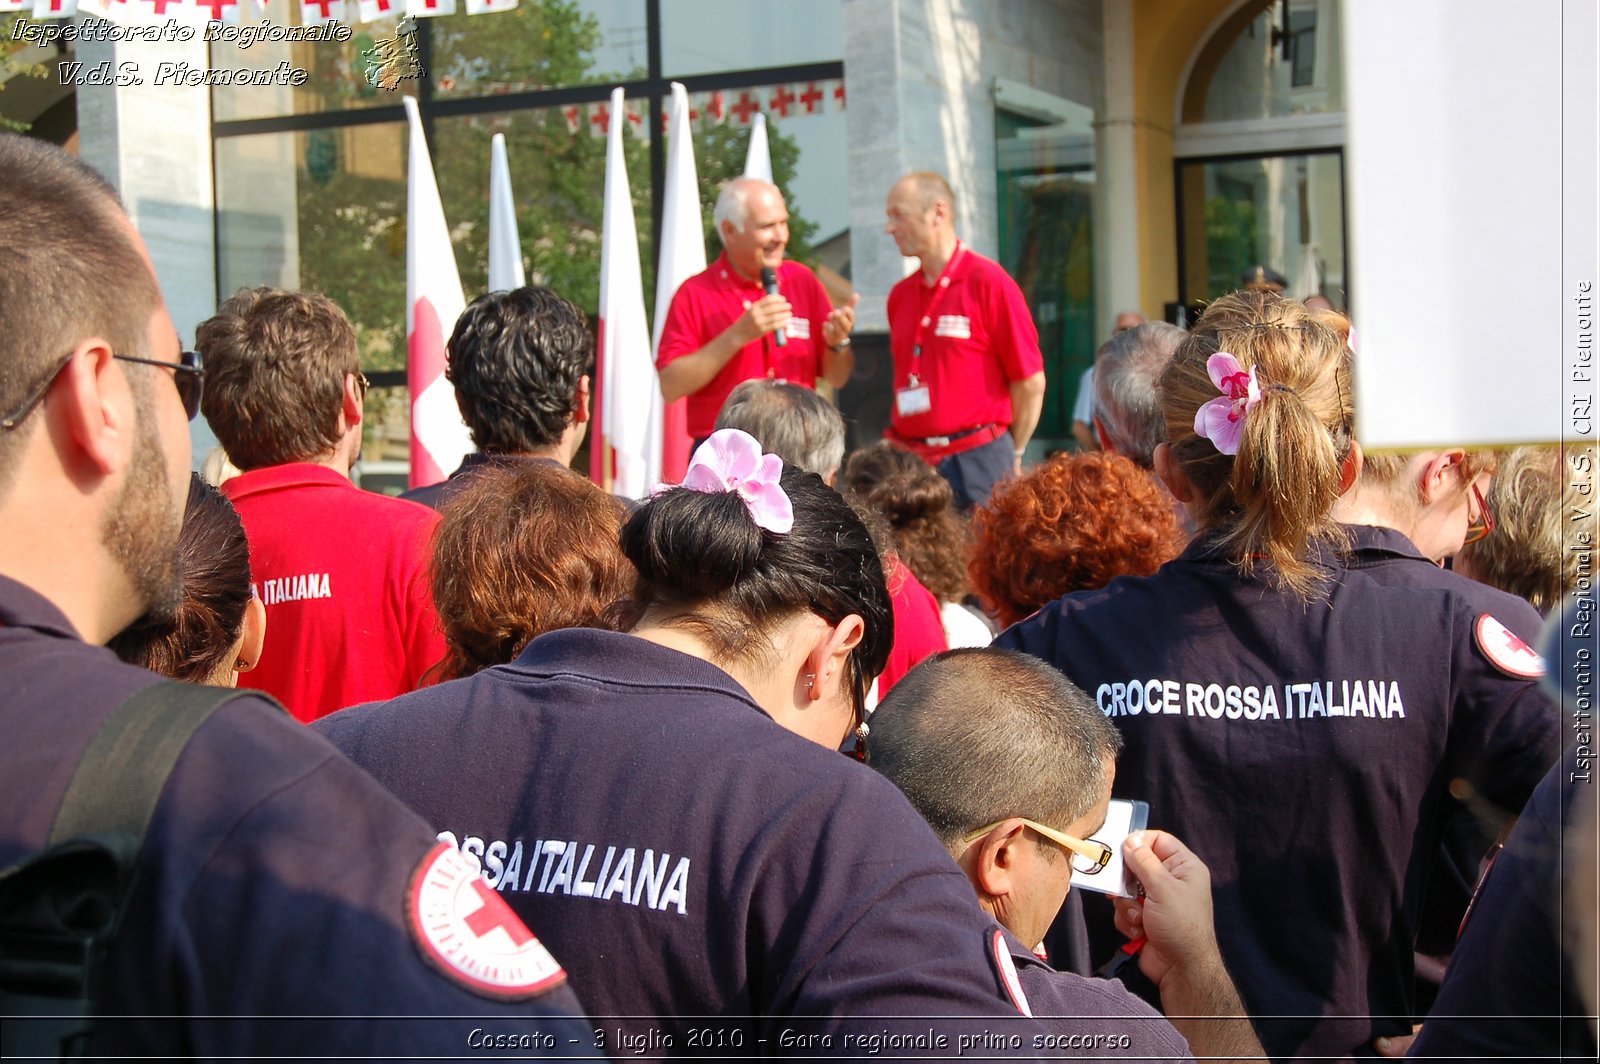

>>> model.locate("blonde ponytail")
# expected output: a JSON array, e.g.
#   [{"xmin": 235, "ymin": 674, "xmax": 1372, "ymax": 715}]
[{"xmin": 1160, "ymin": 290, "xmax": 1355, "ymax": 597}]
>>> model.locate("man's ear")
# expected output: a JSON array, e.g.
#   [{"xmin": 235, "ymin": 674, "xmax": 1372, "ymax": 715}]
[
  {"xmin": 1417, "ymin": 449, "xmax": 1467, "ymax": 506},
  {"xmin": 971, "ymin": 820, "xmax": 1026, "ymax": 899},
  {"xmin": 1153, "ymin": 442, "xmax": 1194, "ymax": 503},
  {"xmin": 336, "ymin": 369, "xmax": 364, "ymax": 435},
  {"xmin": 60, "ymin": 343, "xmax": 127, "ymax": 478},
  {"xmin": 573, "ymin": 373, "xmax": 591, "ymax": 425}
]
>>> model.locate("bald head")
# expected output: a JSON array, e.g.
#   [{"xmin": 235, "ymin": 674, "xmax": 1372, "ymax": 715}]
[{"xmin": 871, "ymin": 648, "xmax": 1121, "ymax": 849}]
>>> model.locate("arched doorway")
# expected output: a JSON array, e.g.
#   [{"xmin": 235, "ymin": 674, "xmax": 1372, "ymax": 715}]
[{"xmin": 1174, "ymin": 0, "xmax": 1346, "ymax": 313}]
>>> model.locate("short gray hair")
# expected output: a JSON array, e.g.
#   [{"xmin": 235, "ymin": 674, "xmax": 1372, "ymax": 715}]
[
  {"xmin": 712, "ymin": 177, "xmax": 771, "ymax": 248},
  {"xmin": 870, "ymin": 648, "xmax": 1122, "ymax": 851},
  {"xmin": 716, "ymin": 379, "xmax": 846, "ymax": 481},
  {"xmin": 1093, "ymin": 321, "xmax": 1186, "ymax": 468}
]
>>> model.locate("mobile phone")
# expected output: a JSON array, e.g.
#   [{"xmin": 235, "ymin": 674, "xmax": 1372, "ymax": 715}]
[{"xmin": 1070, "ymin": 798, "xmax": 1149, "ymax": 898}]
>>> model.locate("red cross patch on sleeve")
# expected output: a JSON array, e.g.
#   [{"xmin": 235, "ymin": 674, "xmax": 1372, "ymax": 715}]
[
  {"xmin": 406, "ymin": 841, "xmax": 568, "ymax": 1001},
  {"xmin": 1474, "ymin": 614, "xmax": 1548, "ymax": 680}
]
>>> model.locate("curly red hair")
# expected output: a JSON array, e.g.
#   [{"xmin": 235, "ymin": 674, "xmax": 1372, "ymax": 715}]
[
  {"xmin": 431, "ymin": 461, "xmax": 630, "ymax": 679},
  {"xmin": 969, "ymin": 451, "xmax": 1186, "ymax": 626}
]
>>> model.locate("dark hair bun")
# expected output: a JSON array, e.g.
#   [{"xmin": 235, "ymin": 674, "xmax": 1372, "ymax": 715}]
[{"xmin": 620, "ymin": 487, "xmax": 764, "ymax": 601}]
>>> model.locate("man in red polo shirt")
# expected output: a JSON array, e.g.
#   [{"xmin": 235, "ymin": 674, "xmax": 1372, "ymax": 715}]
[
  {"xmin": 198, "ymin": 288, "xmax": 445, "ymax": 722},
  {"xmin": 884, "ymin": 171, "xmax": 1046, "ymax": 509},
  {"xmin": 657, "ymin": 177, "xmax": 857, "ymax": 444}
]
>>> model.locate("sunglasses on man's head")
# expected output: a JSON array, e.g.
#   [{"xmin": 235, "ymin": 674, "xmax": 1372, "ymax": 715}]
[{"xmin": 1, "ymin": 349, "xmax": 205, "ymax": 429}]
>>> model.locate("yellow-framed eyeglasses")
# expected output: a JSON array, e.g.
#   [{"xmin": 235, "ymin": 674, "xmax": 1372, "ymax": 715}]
[{"xmin": 962, "ymin": 817, "xmax": 1113, "ymax": 875}]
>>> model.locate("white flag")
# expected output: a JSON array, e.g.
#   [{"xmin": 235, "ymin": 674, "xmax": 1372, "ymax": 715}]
[
  {"xmin": 403, "ymin": 96, "xmax": 474, "ymax": 490},
  {"xmin": 596, "ymin": 86, "xmax": 659, "ymax": 499},
  {"xmin": 651, "ymin": 81, "xmax": 705, "ymax": 485},
  {"xmin": 463, "ymin": 0, "xmax": 513, "ymax": 13},
  {"xmin": 30, "ymin": 0, "xmax": 77, "ymax": 18},
  {"xmin": 487, "ymin": 132, "xmax": 526, "ymax": 291},
  {"xmin": 743, "ymin": 112, "xmax": 772, "ymax": 182}
]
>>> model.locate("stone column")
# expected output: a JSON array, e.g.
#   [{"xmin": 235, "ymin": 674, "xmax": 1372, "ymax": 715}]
[{"xmin": 76, "ymin": 23, "xmax": 218, "ymax": 463}]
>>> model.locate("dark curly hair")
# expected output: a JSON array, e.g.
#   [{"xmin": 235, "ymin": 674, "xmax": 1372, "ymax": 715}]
[
  {"xmin": 839, "ymin": 441, "xmax": 969, "ymax": 603},
  {"xmin": 620, "ymin": 465, "xmax": 893, "ymax": 716},
  {"xmin": 431, "ymin": 460, "xmax": 629, "ymax": 679},
  {"xmin": 109, "ymin": 474, "xmax": 254, "ymax": 683},
  {"xmin": 446, "ymin": 286, "xmax": 595, "ymax": 454},
  {"xmin": 969, "ymin": 451, "xmax": 1185, "ymax": 626}
]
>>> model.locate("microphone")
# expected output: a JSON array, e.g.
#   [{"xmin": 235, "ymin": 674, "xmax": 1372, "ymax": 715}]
[{"xmin": 760, "ymin": 266, "xmax": 786, "ymax": 347}]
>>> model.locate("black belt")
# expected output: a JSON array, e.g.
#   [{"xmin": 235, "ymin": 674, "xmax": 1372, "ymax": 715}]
[{"xmin": 915, "ymin": 423, "xmax": 999, "ymax": 448}]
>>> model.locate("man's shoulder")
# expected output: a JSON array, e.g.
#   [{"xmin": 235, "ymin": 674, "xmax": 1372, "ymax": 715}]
[
  {"xmin": 956, "ymin": 247, "xmax": 1025, "ymax": 292},
  {"xmin": 232, "ymin": 465, "xmax": 439, "ymax": 532}
]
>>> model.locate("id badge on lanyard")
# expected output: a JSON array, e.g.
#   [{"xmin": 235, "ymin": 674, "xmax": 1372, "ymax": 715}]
[{"xmin": 896, "ymin": 369, "xmax": 932, "ymax": 416}]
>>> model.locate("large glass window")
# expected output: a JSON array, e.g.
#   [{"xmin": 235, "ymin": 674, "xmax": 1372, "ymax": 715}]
[
  {"xmin": 211, "ymin": 0, "xmax": 847, "ymax": 478},
  {"xmin": 996, "ymin": 101, "xmax": 1095, "ymax": 450},
  {"xmin": 660, "ymin": 0, "xmax": 843, "ymax": 78},
  {"xmin": 428, "ymin": 0, "xmax": 648, "ymax": 98},
  {"xmin": 1177, "ymin": 151, "xmax": 1345, "ymax": 306}
]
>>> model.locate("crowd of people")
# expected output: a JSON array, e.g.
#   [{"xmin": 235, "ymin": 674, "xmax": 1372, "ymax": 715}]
[{"xmin": 1, "ymin": 130, "xmax": 1594, "ymax": 1063}]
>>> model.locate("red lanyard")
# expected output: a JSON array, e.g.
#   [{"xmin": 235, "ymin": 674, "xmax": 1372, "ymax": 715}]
[{"xmin": 906, "ymin": 241, "xmax": 966, "ymax": 384}]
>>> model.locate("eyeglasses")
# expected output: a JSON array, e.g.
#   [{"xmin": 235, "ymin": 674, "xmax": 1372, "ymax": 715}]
[
  {"xmin": 1463, "ymin": 482, "xmax": 1495, "ymax": 546},
  {"xmin": 0, "ymin": 350, "xmax": 204, "ymax": 430},
  {"xmin": 962, "ymin": 817, "xmax": 1114, "ymax": 875}
]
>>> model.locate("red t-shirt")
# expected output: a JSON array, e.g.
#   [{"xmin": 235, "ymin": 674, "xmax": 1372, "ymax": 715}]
[
  {"xmin": 885, "ymin": 245, "xmax": 1044, "ymax": 440},
  {"xmin": 656, "ymin": 252, "xmax": 835, "ymax": 438},
  {"xmin": 222, "ymin": 463, "xmax": 446, "ymax": 723},
  {"xmin": 877, "ymin": 556, "xmax": 949, "ymax": 697}
]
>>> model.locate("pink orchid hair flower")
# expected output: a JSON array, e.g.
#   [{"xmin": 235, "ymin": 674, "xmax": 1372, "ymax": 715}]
[
  {"xmin": 673, "ymin": 428, "xmax": 794, "ymax": 534},
  {"xmin": 1193, "ymin": 352, "xmax": 1261, "ymax": 456}
]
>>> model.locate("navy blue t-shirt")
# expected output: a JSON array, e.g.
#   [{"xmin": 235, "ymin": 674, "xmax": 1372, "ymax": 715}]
[
  {"xmin": 1343, "ymin": 524, "xmax": 1551, "ymax": 995},
  {"xmin": 996, "ymin": 539, "xmax": 1560, "ymax": 1061},
  {"xmin": 317, "ymin": 628, "xmax": 1044, "ymax": 1055},
  {"xmin": 1000, "ymin": 929, "xmax": 1192, "ymax": 1060},
  {"xmin": 1406, "ymin": 744, "xmax": 1597, "ymax": 1061},
  {"xmin": 0, "ymin": 575, "xmax": 593, "ymax": 1058}
]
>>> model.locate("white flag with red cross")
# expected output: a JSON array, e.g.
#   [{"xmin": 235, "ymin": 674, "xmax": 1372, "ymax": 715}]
[
  {"xmin": 175, "ymin": 0, "xmax": 240, "ymax": 24},
  {"xmin": 405, "ymin": 0, "xmax": 453, "ymax": 17},
  {"xmin": 300, "ymin": 0, "xmax": 345, "ymax": 25},
  {"xmin": 29, "ymin": 0, "xmax": 77, "ymax": 18},
  {"xmin": 403, "ymin": 96, "xmax": 475, "ymax": 490},
  {"xmin": 728, "ymin": 89, "xmax": 762, "ymax": 126},
  {"xmin": 463, "ymin": 0, "xmax": 513, "ymax": 14},
  {"xmin": 356, "ymin": 0, "xmax": 401, "ymax": 21}
]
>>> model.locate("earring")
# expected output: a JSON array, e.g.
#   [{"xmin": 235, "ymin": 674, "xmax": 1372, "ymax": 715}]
[
  {"xmin": 235, "ymin": 659, "xmax": 250, "ymax": 670},
  {"xmin": 804, "ymin": 672, "xmax": 816, "ymax": 691},
  {"xmin": 854, "ymin": 720, "xmax": 870, "ymax": 742}
]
